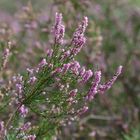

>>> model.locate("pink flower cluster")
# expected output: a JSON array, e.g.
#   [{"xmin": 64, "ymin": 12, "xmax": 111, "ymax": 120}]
[
  {"xmin": 53, "ymin": 12, "xmax": 65, "ymax": 45},
  {"xmin": 71, "ymin": 16, "xmax": 88, "ymax": 55}
]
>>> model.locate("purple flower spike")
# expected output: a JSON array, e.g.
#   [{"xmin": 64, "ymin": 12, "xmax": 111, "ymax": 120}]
[
  {"xmin": 81, "ymin": 16, "xmax": 88, "ymax": 33},
  {"xmin": 86, "ymin": 71, "xmax": 101, "ymax": 101},
  {"xmin": 74, "ymin": 16, "xmax": 88, "ymax": 35},
  {"xmin": 71, "ymin": 34, "xmax": 86, "ymax": 56},
  {"xmin": 53, "ymin": 12, "xmax": 65, "ymax": 45},
  {"xmin": 62, "ymin": 63, "xmax": 71, "ymax": 73},
  {"xmin": 71, "ymin": 16, "xmax": 88, "ymax": 56},
  {"xmin": 98, "ymin": 65, "xmax": 123, "ymax": 94}
]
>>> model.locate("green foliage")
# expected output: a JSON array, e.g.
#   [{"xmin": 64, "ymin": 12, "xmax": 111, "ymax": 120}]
[{"xmin": 123, "ymin": 126, "xmax": 140, "ymax": 140}]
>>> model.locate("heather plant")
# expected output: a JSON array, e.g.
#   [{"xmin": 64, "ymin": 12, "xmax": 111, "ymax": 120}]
[
  {"xmin": 0, "ymin": 12, "xmax": 122, "ymax": 140},
  {"xmin": 52, "ymin": 1, "xmax": 140, "ymax": 139}
]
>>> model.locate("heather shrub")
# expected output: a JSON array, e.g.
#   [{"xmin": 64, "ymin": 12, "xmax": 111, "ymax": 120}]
[
  {"xmin": 0, "ymin": 7, "xmax": 122, "ymax": 140},
  {"xmin": 0, "ymin": 0, "xmax": 140, "ymax": 140},
  {"xmin": 54, "ymin": 1, "xmax": 140, "ymax": 139}
]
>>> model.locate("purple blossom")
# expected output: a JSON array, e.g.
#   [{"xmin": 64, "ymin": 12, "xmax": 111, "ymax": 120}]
[
  {"xmin": 26, "ymin": 135, "xmax": 36, "ymax": 140},
  {"xmin": 3, "ymin": 48, "xmax": 10, "ymax": 57},
  {"xmin": 12, "ymin": 75, "xmax": 23, "ymax": 83},
  {"xmin": 69, "ymin": 89, "xmax": 78, "ymax": 97},
  {"xmin": 79, "ymin": 66, "xmax": 86, "ymax": 77},
  {"xmin": 61, "ymin": 50, "xmax": 70, "ymax": 60},
  {"xmin": 20, "ymin": 122, "xmax": 31, "ymax": 131},
  {"xmin": 19, "ymin": 105, "xmax": 28, "ymax": 117},
  {"xmin": 67, "ymin": 89, "xmax": 78, "ymax": 105},
  {"xmin": 27, "ymin": 68, "xmax": 34, "ymax": 75},
  {"xmin": 0, "ymin": 121, "xmax": 4, "ymax": 132},
  {"xmin": 78, "ymin": 106, "xmax": 88, "ymax": 115},
  {"xmin": 13, "ymin": 75, "xmax": 24, "ymax": 96},
  {"xmin": 98, "ymin": 66, "xmax": 123, "ymax": 94},
  {"xmin": 86, "ymin": 71, "xmax": 101, "ymax": 101},
  {"xmin": 52, "ymin": 68, "xmax": 62, "ymax": 75},
  {"xmin": 53, "ymin": 12, "xmax": 65, "ymax": 45},
  {"xmin": 62, "ymin": 63, "xmax": 71, "ymax": 73},
  {"xmin": 28, "ymin": 76, "xmax": 37, "ymax": 85},
  {"xmin": 16, "ymin": 84, "xmax": 23, "ymax": 94},
  {"xmin": 70, "ymin": 61, "xmax": 80, "ymax": 75},
  {"xmin": 81, "ymin": 69, "xmax": 93, "ymax": 83},
  {"xmin": 71, "ymin": 35, "xmax": 86, "ymax": 53},
  {"xmin": 70, "ymin": 61, "xmax": 80, "ymax": 69},
  {"xmin": 0, "ymin": 121, "xmax": 6, "ymax": 136}
]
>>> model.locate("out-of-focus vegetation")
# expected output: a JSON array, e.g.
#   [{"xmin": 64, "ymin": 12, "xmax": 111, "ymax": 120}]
[{"xmin": 123, "ymin": 126, "xmax": 140, "ymax": 140}]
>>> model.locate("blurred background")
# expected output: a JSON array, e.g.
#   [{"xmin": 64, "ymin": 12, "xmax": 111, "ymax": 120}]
[{"xmin": 0, "ymin": 0, "xmax": 140, "ymax": 140}]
